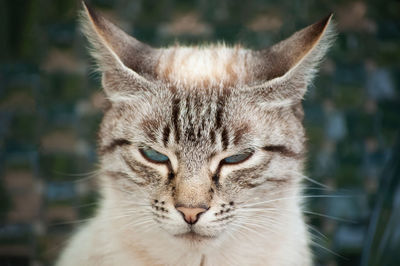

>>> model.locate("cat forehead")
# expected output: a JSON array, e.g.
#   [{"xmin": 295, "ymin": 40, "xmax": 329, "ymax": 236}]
[{"xmin": 155, "ymin": 45, "xmax": 253, "ymax": 88}]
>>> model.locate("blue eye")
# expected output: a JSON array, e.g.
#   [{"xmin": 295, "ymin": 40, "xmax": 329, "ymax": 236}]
[
  {"xmin": 140, "ymin": 148, "xmax": 169, "ymax": 163},
  {"xmin": 222, "ymin": 152, "xmax": 253, "ymax": 164}
]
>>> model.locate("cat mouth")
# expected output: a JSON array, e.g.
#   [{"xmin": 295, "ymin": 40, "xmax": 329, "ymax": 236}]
[{"xmin": 174, "ymin": 231, "xmax": 215, "ymax": 241}]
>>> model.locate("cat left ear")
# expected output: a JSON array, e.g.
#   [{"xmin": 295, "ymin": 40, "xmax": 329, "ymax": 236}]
[
  {"xmin": 251, "ymin": 14, "xmax": 335, "ymax": 103},
  {"xmin": 80, "ymin": 1, "xmax": 157, "ymax": 97}
]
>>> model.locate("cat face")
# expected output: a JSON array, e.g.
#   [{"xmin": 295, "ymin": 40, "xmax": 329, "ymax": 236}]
[
  {"xmin": 98, "ymin": 84, "xmax": 305, "ymax": 240},
  {"xmin": 81, "ymin": 2, "xmax": 334, "ymax": 244}
]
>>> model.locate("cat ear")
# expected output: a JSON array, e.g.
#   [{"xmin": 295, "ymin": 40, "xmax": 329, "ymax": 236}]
[
  {"xmin": 250, "ymin": 15, "xmax": 335, "ymax": 104},
  {"xmin": 80, "ymin": 1, "xmax": 157, "ymax": 99}
]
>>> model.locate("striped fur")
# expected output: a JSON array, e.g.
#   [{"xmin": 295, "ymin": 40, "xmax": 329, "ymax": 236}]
[{"xmin": 57, "ymin": 2, "xmax": 335, "ymax": 266}]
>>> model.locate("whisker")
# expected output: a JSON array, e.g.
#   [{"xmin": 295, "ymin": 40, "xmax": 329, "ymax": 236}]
[
  {"xmin": 102, "ymin": 185, "xmax": 149, "ymax": 198},
  {"xmin": 238, "ymin": 206, "xmax": 355, "ymax": 224},
  {"xmin": 234, "ymin": 219, "xmax": 282, "ymax": 235},
  {"xmin": 73, "ymin": 202, "xmax": 99, "ymax": 208},
  {"xmin": 53, "ymin": 169, "xmax": 100, "ymax": 177},
  {"xmin": 303, "ymin": 210, "xmax": 356, "ymax": 223},
  {"xmin": 229, "ymin": 222, "xmax": 268, "ymax": 238},
  {"xmin": 238, "ymin": 186, "xmax": 342, "ymax": 207},
  {"xmin": 48, "ymin": 218, "xmax": 93, "ymax": 226},
  {"xmin": 307, "ymin": 224, "xmax": 329, "ymax": 241},
  {"xmin": 117, "ymin": 218, "xmax": 155, "ymax": 234},
  {"xmin": 310, "ymin": 238, "xmax": 348, "ymax": 260},
  {"xmin": 241, "ymin": 194, "xmax": 352, "ymax": 208}
]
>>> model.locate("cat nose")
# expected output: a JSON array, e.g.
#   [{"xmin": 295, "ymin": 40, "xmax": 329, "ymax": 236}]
[{"xmin": 175, "ymin": 206, "xmax": 208, "ymax": 224}]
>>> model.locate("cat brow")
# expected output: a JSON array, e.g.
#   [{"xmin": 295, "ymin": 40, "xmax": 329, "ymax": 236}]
[
  {"xmin": 99, "ymin": 138, "xmax": 132, "ymax": 155},
  {"xmin": 262, "ymin": 145, "xmax": 302, "ymax": 158}
]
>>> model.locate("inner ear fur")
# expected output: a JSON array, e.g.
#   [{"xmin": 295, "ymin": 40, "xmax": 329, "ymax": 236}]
[
  {"xmin": 80, "ymin": 1, "xmax": 159, "ymax": 97},
  {"xmin": 249, "ymin": 14, "xmax": 335, "ymax": 103},
  {"xmin": 254, "ymin": 14, "xmax": 334, "ymax": 81},
  {"xmin": 81, "ymin": 1, "xmax": 158, "ymax": 75}
]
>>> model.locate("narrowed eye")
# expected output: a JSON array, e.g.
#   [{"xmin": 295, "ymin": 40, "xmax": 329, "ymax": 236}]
[
  {"xmin": 222, "ymin": 152, "xmax": 253, "ymax": 165},
  {"xmin": 140, "ymin": 148, "xmax": 169, "ymax": 163}
]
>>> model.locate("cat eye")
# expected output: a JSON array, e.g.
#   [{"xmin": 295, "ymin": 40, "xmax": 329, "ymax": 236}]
[
  {"xmin": 140, "ymin": 148, "xmax": 169, "ymax": 163},
  {"xmin": 222, "ymin": 152, "xmax": 253, "ymax": 165}
]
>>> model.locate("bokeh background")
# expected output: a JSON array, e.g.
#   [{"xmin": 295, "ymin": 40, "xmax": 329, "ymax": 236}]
[{"xmin": 1, "ymin": 0, "xmax": 399, "ymax": 265}]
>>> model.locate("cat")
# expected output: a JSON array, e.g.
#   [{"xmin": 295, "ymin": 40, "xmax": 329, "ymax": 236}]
[{"xmin": 57, "ymin": 2, "xmax": 335, "ymax": 265}]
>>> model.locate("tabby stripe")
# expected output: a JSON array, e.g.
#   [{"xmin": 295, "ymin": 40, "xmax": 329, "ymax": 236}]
[
  {"xmin": 185, "ymin": 94, "xmax": 196, "ymax": 141},
  {"xmin": 105, "ymin": 170, "xmax": 148, "ymax": 186},
  {"xmin": 241, "ymin": 175, "xmax": 291, "ymax": 188},
  {"xmin": 215, "ymin": 98, "xmax": 224, "ymax": 129},
  {"xmin": 166, "ymin": 160, "xmax": 175, "ymax": 184},
  {"xmin": 221, "ymin": 127, "xmax": 229, "ymax": 150},
  {"xmin": 162, "ymin": 125, "xmax": 170, "ymax": 147},
  {"xmin": 237, "ymin": 175, "xmax": 264, "ymax": 188},
  {"xmin": 187, "ymin": 125, "xmax": 195, "ymax": 141},
  {"xmin": 263, "ymin": 145, "xmax": 302, "ymax": 158},
  {"xmin": 212, "ymin": 163, "xmax": 223, "ymax": 188},
  {"xmin": 197, "ymin": 127, "xmax": 202, "ymax": 139},
  {"xmin": 210, "ymin": 130, "xmax": 216, "ymax": 144},
  {"xmin": 121, "ymin": 155, "xmax": 147, "ymax": 175},
  {"xmin": 233, "ymin": 124, "xmax": 249, "ymax": 145},
  {"xmin": 142, "ymin": 121, "xmax": 157, "ymax": 142},
  {"xmin": 228, "ymin": 158, "xmax": 273, "ymax": 188},
  {"xmin": 99, "ymin": 138, "xmax": 131, "ymax": 155},
  {"xmin": 172, "ymin": 98, "xmax": 181, "ymax": 143},
  {"xmin": 121, "ymin": 155, "xmax": 160, "ymax": 185},
  {"xmin": 200, "ymin": 118, "xmax": 206, "ymax": 135}
]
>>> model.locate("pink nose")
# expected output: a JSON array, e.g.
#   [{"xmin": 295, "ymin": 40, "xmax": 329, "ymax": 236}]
[{"xmin": 176, "ymin": 206, "xmax": 207, "ymax": 224}]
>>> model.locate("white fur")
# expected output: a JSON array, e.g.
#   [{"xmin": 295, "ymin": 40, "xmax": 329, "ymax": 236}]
[
  {"xmin": 156, "ymin": 45, "xmax": 250, "ymax": 87},
  {"xmin": 56, "ymin": 6, "xmax": 335, "ymax": 266},
  {"xmin": 57, "ymin": 183, "xmax": 310, "ymax": 266}
]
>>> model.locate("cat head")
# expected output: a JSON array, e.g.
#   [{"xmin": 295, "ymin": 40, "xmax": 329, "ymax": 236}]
[{"xmin": 81, "ymin": 2, "xmax": 334, "ymax": 244}]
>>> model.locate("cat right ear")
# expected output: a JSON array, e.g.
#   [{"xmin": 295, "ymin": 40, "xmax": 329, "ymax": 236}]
[{"xmin": 80, "ymin": 1, "xmax": 157, "ymax": 98}]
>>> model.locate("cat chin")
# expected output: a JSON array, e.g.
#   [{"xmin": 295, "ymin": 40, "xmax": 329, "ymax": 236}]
[{"xmin": 173, "ymin": 231, "xmax": 217, "ymax": 242}]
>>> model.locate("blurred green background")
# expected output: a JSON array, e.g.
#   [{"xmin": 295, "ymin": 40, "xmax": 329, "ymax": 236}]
[{"xmin": 0, "ymin": 0, "xmax": 399, "ymax": 265}]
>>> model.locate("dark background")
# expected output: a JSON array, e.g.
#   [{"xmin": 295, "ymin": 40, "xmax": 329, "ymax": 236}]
[{"xmin": 0, "ymin": 0, "xmax": 399, "ymax": 265}]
